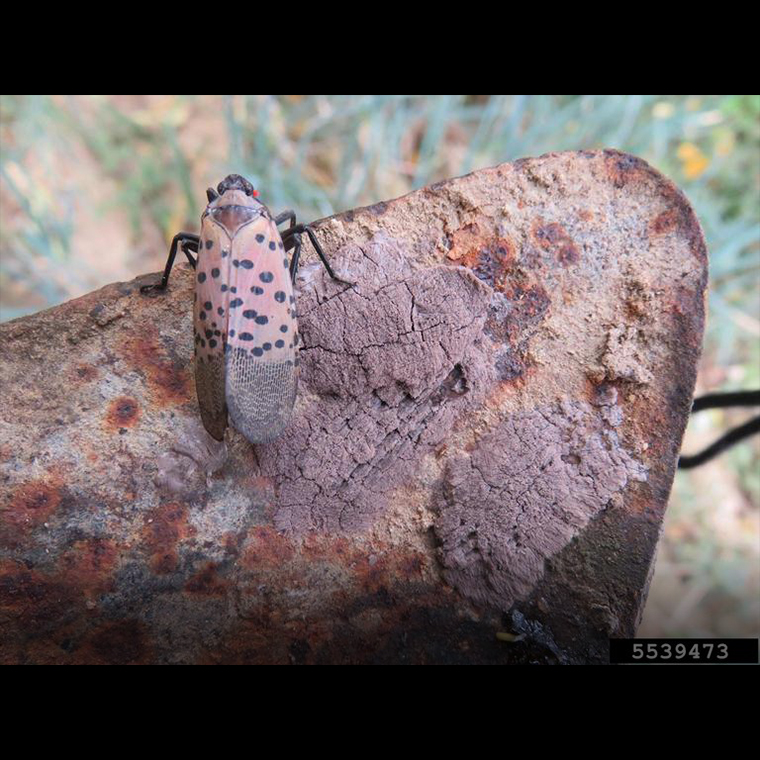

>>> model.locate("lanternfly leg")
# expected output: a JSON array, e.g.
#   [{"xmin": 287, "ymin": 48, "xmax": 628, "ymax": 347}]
[
  {"xmin": 282, "ymin": 231, "xmax": 302, "ymax": 285},
  {"xmin": 141, "ymin": 232, "xmax": 201, "ymax": 294},
  {"xmin": 274, "ymin": 210, "xmax": 297, "ymax": 230},
  {"xmin": 180, "ymin": 240, "xmax": 199, "ymax": 270},
  {"xmin": 279, "ymin": 222, "xmax": 350, "ymax": 285}
]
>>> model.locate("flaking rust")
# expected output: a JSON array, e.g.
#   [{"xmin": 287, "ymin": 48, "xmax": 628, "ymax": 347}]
[{"xmin": 0, "ymin": 151, "xmax": 706, "ymax": 664}]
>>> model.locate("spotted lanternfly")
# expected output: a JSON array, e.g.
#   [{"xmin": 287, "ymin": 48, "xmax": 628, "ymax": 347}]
[{"xmin": 141, "ymin": 174, "xmax": 347, "ymax": 444}]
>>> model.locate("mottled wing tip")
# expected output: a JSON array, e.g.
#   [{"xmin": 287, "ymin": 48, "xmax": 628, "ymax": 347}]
[
  {"xmin": 217, "ymin": 174, "xmax": 255, "ymax": 197},
  {"xmin": 226, "ymin": 349, "xmax": 298, "ymax": 445}
]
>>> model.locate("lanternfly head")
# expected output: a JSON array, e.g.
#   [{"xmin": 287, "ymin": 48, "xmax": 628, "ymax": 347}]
[{"xmin": 216, "ymin": 174, "xmax": 259, "ymax": 198}]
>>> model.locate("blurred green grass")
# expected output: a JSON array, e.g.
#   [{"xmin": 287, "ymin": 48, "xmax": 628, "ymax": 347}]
[{"xmin": 1, "ymin": 94, "xmax": 758, "ymax": 636}]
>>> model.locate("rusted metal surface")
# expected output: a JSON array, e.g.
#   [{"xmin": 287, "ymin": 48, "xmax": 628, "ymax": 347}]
[{"xmin": 0, "ymin": 150, "xmax": 707, "ymax": 664}]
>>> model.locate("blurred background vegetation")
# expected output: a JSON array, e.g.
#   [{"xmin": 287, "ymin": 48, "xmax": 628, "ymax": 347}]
[{"xmin": 1, "ymin": 94, "xmax": 758, "ymax": 637}]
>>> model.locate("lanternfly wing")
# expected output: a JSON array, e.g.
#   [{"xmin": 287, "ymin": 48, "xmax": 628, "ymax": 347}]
[
  {"xmin": 225, "ymin": 215, "xmax": 299, "ymax": 444},
  {"xmin": 193, "ymin": 217, "xmax": 229, "ymax": 441}
]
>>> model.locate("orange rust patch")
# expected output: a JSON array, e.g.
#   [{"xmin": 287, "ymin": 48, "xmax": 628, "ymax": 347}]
[
  {"xmin": 532, "ymin": 220, "xmax": 579, "ymax": 266},
  {"xmin": 105, "ymin": 396, "xmax": 141, "ymax": 431},
  {"xmin": 185, "ymin": 562, "xmax": 229, "ymax": 595},
  {"xmin": 58, "ymin": 537, "xmax": 120, "ymax": 598},
  {"xmin": 446, "ymin": 223, "xmax": 482, "ymax": 261},
  {"xmin": 624, "ymin": 283, "xmax": 653, "ymax": 320},
  {"xmin": 3, "ymin": 479, "xmax": 62, "ymax": 531},
  {"xmin": 650, "ymin": 208, "xmax": 680, "ymax": 236},
  {"xmin": 485, "ymin": 279, "xmax": 550, "ymax": 349},
  {"xmin": 123, "ymin": 328, "xmax": 190, "ymax": 406},
  {"xmin": 604, "ymin": 150, "xmax": 650, "ymax": 189},
  {"xmin": 490, "ymin": 360, "xmax": 534, "ymax": 398},
  {"xmin": 446, "ymin": 222, "xmax": 516, "ymax": 290},
  {"xmin": 302, "ymin": 534, "xmax": 356, "ymax": 563},
  {"xmin": 142, "ymin": 502, "xmax": 195, "ymax": 574},
  {"xmin": 241, "ymin": 526, "xmax": 296, "ymax": 567},
  {"xmin": 615, "ymin": 479, "xmax": 660, "ymax": 519},
  {"xmin": 504, "ymin": 281, "xmax": 551, "ymax": 324}
]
